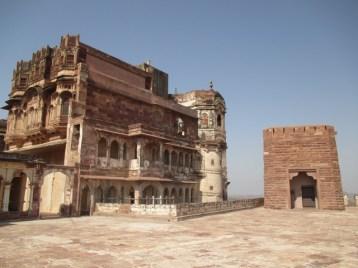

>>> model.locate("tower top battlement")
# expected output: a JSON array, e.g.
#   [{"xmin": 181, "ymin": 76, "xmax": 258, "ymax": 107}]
[{"xmin": 263, "ymin": 125, "xmax": 336, "ymax": 138}]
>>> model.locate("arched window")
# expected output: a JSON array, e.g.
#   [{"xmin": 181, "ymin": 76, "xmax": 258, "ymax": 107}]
[
  {"xmin": 176, "ymin": 117, "xmax": 184, "ymax": 135},
  {"xmin": 185, "ymin": 154, "xmax": 189, "ymax": 167},
  {"xmin": 151, "ymin": 148, "xmax": 159, "ymax": 161},
  {"xmin": 171, "ymin": 188, "xmax": 177, "ymax": 203},
  {"xmin": 142, "ymin": 185, "xmax": 158, "ymax": 199},
  {"xmin": 164, "ymin": 150, "xmax": 169, "ymax": 165},
  {"xmin": 179, "ymin": 188, "xmax": 183, "ymax": 203},
  {"xmin": 200, "ymin": 132, "xmax": 206, "ymax": 140},
  {"xmin": 191, "ymin": 188, "xmax": 195, "ymax": 203},
  {"xmin": 217, "ymin": 114, "xmax": 222, "ymax": 127},
  {"xmin": 129, "ymin": 187, "xmax": 135, "ymax": 204},
  {"xmin": 80, "ymin": 186, "xmax": 90, "ymax": 215},
  {"xmin": 95, "ymin": 186, "xmax": 104, "ymax": 203},
  {"xmin": 98, "ymin": 138, "xmax": 107, "ymax": 158},
  {"xmin": 185, "ymin": 188, "xmax": 189, "ymax": 202},
  {"xmin": 200, "ymin": 113, "xmax": 208, "ymax": 128},
  {"xmin": 106, "ymin": 186, "xmax": 117, "ymax": 203},
  {"xmin": 120, "ymin": 187, "xmax": 124, "ymax": 203},
  {"xmin": 163, "ymin": 188, "xmax": 169, "ymax": 204},
  {"xmin": 134, "ymin": 143, "xmax": 137, "ymax": 159},
  {"xmin": 171, "ymin": 151, "xmax": 177, "ymax": 166},
  {"xmin": 28, "ymin": 108, "xmax": 35, "ymax": 128},
  {"xmin": 47, "ymin": 105, "xmax": 54, "ymax": 123},
  {"xmin": 123, "ymin": 143, "xmax": 127, "ymax": 160},
  {"xmin": 110, "ymin": 141, "xmax": 119, "ymax": 159},
  {"xmin": 179, "ymin": 152, "xmax": 183, "ymax": 167},
  {"xmin": 60, "ymin": 92, "xmax": 71, "ymax": 116}
]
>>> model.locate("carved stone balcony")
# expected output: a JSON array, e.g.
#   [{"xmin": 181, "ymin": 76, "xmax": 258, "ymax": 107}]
[
  {"xmin": 4, "ymin": 131, "xmax": 26, "ymax": 144},
  {"xmin": 45, "ymin": 115, "xmax": 69, "ymax": 134},
  {"xmin": 24, "ymin": 123, "xmax": 43, "ymax": 137},
  {"xmin": 128, "ymin": 123, "xmax": 165, "ymax": 138}
]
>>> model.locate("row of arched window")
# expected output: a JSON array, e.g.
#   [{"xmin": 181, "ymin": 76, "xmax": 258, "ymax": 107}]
[
  {"xmin": 163, "ymin": 150, "xmax": 193, "ymax": 168},
  {"xmin": 97, "ymin": 138, "xmax": 194, "ymax": 168},
  {"xmin": 98, "ymin": 138, "xmax": 128, "ymax": 160}
]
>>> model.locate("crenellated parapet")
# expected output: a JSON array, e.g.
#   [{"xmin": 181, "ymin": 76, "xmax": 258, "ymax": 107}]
[{"xmin": 263, "ymin": 125, "xmax": 336, "ymax": 139}]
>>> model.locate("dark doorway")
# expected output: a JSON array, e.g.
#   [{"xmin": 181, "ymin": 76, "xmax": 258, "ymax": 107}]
[
  {"xmin": 129, "ymin": 187, "xmax": 135, "ymax": 204},
  {"xmin": 302, "ymin": 186, "xmax": 315, "ymax": 208},
  {"xmin": 95, "ymin": 186, "xmax": 103, "ymax": 203},
  {"xmin": 290, "ymin": 172, "xmax": 317, "ymax": 209},
  {"xmin": 80, "ymin": 186, "xmax": 90, "ymax": 216},
  {"xmin": 9, "ymin": 177, "xmax": 24, "ymax": 212}
]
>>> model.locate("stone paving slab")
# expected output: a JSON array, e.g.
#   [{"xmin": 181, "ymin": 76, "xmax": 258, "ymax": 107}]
[{"xmin": 0, "ymin": 207, "xmax": 357, "ymax": 267}]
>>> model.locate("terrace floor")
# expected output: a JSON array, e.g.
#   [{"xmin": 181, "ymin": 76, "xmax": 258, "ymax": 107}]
[{"xmin": 0, "ymin": 207, "xmax": 357, "ymax": 267}]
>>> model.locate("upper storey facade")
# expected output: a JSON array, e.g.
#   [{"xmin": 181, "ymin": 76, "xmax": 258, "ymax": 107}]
[{"xmin": 4, "ymin": 35, "xmax": 199, "ymax": 177}]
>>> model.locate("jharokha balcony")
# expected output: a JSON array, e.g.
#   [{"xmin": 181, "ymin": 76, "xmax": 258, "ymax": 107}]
[
  {"xmin": 5, "ymin": 114, "xmax": 69, "ymax": 147},
  {"xmin": 4, "ymin": 130, "xmax": 26, "ymax": 144},
  {"xmin": 45, "ymin": 115, "xmax": 69, "ymax": 134},
  {"xmin": 25, "ymin": 122, "xmax": 43, "ymax": 136}
]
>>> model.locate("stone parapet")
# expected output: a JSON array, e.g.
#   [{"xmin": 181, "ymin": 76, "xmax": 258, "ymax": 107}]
[
  {"xmin": 174, "ymin": 198, "xmax": 263, "ymax": 221},
  {"xmin": 92, "ymin": 198, "xmax": 264, "ymax": 221}
]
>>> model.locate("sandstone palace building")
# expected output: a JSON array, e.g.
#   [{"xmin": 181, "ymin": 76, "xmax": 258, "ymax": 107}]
[{"xmin": 0, "ymin": 35, "xmax": 228, "ymax": 217}]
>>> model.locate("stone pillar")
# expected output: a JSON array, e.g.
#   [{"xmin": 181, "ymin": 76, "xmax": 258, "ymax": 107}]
[
  {"xmin": 90, "ymin": 191, "xmax": 95, "ymax": 216},
  {"xmin": 0, "ymin": 180, "xmax": 3, "ymax": 212},
  {"xmin": 169, "ymin": 150, "xmax": 172, "ymax": 171},
  {"xmin": 355, "ymin": 195, "xmax": 358, "ymax": 207},
  {"xmin": 136, "ymin": 140, "xmax": 142, "ymax": 173},
  {"xmin": 2, "ymin": 184, "xmax": 11, "ymax": 212},
  {"xmin": 106, "ymin": 143, "xmax": 110, "ymax": 168},
  {"xmin": 159, "ymin": 143, "xmax": 163, "ymax": 163},
  {"xmin": 119, "ymin": 143, "xmax": 124, "ymax": 168},
  {"xmin": 134, "ymin": 188, "xmax": 141, "ymax": 205},
  {"xmin": 188, "ymin": 188, "xmax": 192, "ymax": 203},
  {"xmin": 28, "ymin": 183, "xmax": 35, "ymax": 214},
  {"xmin": 31, "ymin": 183, "xmax": 41, "ymax": 217}
]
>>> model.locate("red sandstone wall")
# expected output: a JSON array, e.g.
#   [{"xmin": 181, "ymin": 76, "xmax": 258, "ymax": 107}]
[
  {"xmin": 263, "ymin": 125, "xmax": 344, "ymax": 210},
  {"xmin": 85, "ymin": 84, "xmax": 198, "ymax": 139},
  {"xmin": 86, "ymin": 52, "xmax": 147, "ymax": 90}
]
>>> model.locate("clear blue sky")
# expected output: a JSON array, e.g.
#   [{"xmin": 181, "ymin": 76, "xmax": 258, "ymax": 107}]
[{"xmin": 1, "ymin": 0, "xmax": 357, "ymax": 196}]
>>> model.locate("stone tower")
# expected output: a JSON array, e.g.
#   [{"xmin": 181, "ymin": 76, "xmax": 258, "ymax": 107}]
[
  {"xmin": 263, "ymin": 125, "xmax": 344, "ymax": 210},
  {"xmin": 175, "ymin": 88, "xmax": 228, "ymax": 202}
]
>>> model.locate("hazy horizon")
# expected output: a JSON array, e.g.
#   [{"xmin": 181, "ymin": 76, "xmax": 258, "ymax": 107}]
[{"xmin": 0, "ymin": 0, "xmax": 357, "ymax": 196}]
